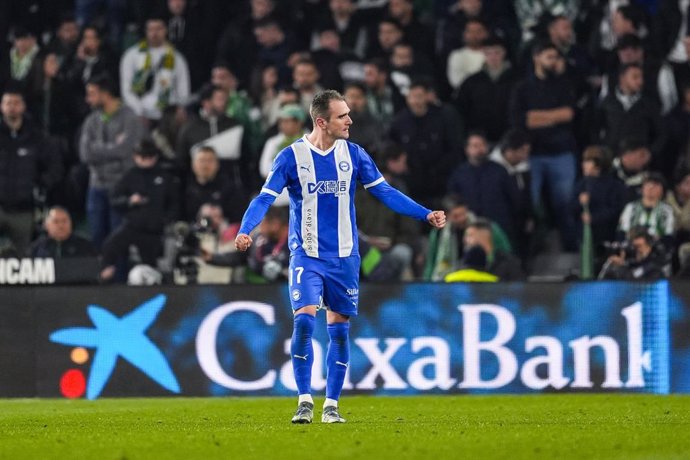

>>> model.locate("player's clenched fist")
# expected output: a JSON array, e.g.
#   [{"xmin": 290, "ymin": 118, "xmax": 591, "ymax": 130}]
[
  {"xmin": 235, "ymin": 233, "xmax": 253, "ymax": 252},
  {"xmin": 426, "ymin": 210, "xmax": 446, "ymax": 228}
]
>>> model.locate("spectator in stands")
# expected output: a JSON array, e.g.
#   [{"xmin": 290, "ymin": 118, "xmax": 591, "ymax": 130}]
[
  {"xmin": 463, "ymin": 218, "xmax": 525, "ymax": 280},
  {"xmin": 424, "ymin": 195, "xmax": 512, "ymax": 280},
  {"xmin": 618, "ymin": 173, "xmax": 675, "ymax": 248},
  {"xmin": 454, "ymin": 36, "xmax": 516, "ymax": 143},
  {"xmin": 448, "ymin": 132, "xmax": 522, "ymax": 246},
  {"xmin": 320, "ymin": 0, "xmax": 369, "ymax": 58},
  {"xmin": 666, "ymin": 82, "xmax": 690, "ymax": 179},
  {"xmin": 514, "ymin": 0, "xmax": 578, "ymax": 43},
  {"xmin": 292, "ymin": 58, "xmax": 323, "ymax": 114},
  {"xmin": 667, "ymin": 170, "xmax": 690, "ymax": 273},
  {"xmin": 0, "ymin": 27, "xmax": 41, "ymax": 97},
  {"xmin": 447, "ymin": 19, "xmax": 489, "ymax": 91},
  {"xmin": 259, "ymin": 104, "xmax": 306, "ymax": 206},
  {"xmin": 215, "ymin": 0, "xmax": 279, "ymax": 86},
  {"xmin": 389, "ymin": 80, "xmax": 462, "ymax": 207},
  {"xmin": 370, "ymin": 17, "xmax": 405, "ymax": 60},
  {"xmin": 600, "ymin": 226, "xmax": 668, "ymax": 280},
  {"xmin": 101, "ymin": 141, "xmax": 179, "ymax": 281},
  {"xmin": 164, "ymin": 0, "xmax": 205, "ymax": 89},
  {"xmin": 80, "ymin": 74, "xmax": 144, "ymax": 249},
  {"xmin": 653, "ymin": 0, "xmax": 690, "ymax": 76},
  {"xmin": 490, "ymin": 128, "xmax": 533, "ymax": 255},
  {"xmin": 28, "ymin": 206, "xmax": 97, "ymax": 258},
  {"xmin": 183, "ymin": 202, "xmax": 240, "ymax": 284},
  {"xmin": 61, "ymin": 25, "xmax": 117, "ymax": 108},
  {"xmin": 45, "ymin": 14, "xmax": 80, "ymax": 65},
  {"xmin": 176, "ymin": 84, "xmax": 243, "ymax": 178},
  {"xmin": 251, "ymin": 17, "xmax": 295, "ymax": 85},
  {"xmin": 611, "ymin": 138, "xmax": 652, "ymax": 201},
  {"xmin": 184, "ymin": 146, "xmax": 245, "ymax": 223},
  {"xmin": 572, "ymin": 145, "xmax": 627, "ymax": 257},
  {"xmin": 203, "ymin": 205, "xmax": 290, "ymax": 283},
  {"xmin": 388, "ymin": 0, "xmax": 434, "ymax": 57},
  {"xmin": 509, "ymin": 40, "xmax": 578, "ymax": 251},
  {"xmin": 343, "ymin": 82, "xmax": 384, "ymax": 155},
  {"xmin": 74, "ymin": 0, "xmax": 127, "ymax": 49},
  {"xmin": 596, "ymin": 63, "xmax": 667, "ymax": 160},
  {"xmin": 0, "ymin": 86, "xmax": 62, "ymax": 255},
  {"xmin": 119, "ymin": 14, "xmax": 190, "ymax": 124},
  {"xmin": 600, "ymin": 34, "xmax": 677, "ymax": 116},
  {"xmin": 443, "ymin": 245, "xmax": 498, "ymax": 282},
  {"xmin": 29, "ymin": 52, "xmax": 81, "ymax": 142},
  {"xmin": 210, "ymin": 63, "xmax": 261, "ymax": 154},
  {"xmin": 310, "ymin": 27, "xmax": 348, "ymax": 92},
  {"xmin": 363, "ymin": 58, "xmax": 404, "ymax": 130},
  {"xmin": 545, "ymin": 15, "xmax": 594, "ymax": 90},
  {"xmin": 356, "ymin": 144, "xmax": 420, "ymax": 280}
]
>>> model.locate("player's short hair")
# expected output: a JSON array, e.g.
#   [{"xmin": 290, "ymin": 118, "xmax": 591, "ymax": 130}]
[{"xmin": 310, "ymin": 89, "xmax": 345, "ymax": 123}]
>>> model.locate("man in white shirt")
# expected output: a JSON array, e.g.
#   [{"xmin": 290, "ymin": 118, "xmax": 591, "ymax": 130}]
[{"xmin": 120, "ymin": 15, "xmax": 190, "ymax": 124}]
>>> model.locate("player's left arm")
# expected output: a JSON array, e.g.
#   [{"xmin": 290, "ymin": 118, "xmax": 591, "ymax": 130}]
[
  {"xmin": 356, "ymin": 145, "xmax": 445, "ymax": 228},
  {"xmin": 366, "ymin": 180, "xmax": 445, "ymax": 227}
]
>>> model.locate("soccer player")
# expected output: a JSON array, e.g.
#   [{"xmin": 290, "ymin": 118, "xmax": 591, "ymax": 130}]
[{"xmin": 234, "ymin": 90, "xmax": 446, "ymax": 424}]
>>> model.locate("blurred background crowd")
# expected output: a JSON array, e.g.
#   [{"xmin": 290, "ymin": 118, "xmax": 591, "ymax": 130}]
[{"xmin": 1, "ymin": 0, "xmax": 689, "ymax": 284}]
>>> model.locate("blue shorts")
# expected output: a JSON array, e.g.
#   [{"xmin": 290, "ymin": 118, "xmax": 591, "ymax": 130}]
[{"xmin": 288, "ymin": 253, "xmax": 360, "ymax": 316}]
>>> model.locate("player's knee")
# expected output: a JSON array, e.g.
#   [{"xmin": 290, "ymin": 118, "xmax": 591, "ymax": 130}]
[
  {"xmin": 327, "ymin": 322, "xmax": 350, "ymax": 345},
  {"xmin": 293, "ymin": 313, "xmax": 315, "ymax": 337}
]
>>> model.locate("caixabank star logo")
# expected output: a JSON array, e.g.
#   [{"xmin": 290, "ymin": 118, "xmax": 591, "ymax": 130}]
[{"xmin": 49, "ymin": 294, "xmax": 181, "ymax": 399}]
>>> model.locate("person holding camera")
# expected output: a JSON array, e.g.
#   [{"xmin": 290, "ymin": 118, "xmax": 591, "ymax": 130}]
[
  {"xmin": 600, "ymin": 226, "xmax": 668, "ymax": 280},
  {"xmin": 202, "ymin": 206, "xmax": 289, "ymax": 283}
]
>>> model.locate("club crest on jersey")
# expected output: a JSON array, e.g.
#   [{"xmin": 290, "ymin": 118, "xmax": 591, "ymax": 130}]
[
  {"xmin": 307, "ymin": 180, "xmax": 348, "ymax": 195},
  {"xmin": 338, "ymin": 161, "xmax": 351, "ymax": 172},
  {"xmin": 292, "ymin": 289, "xmax": 302, "ymax": 301}
]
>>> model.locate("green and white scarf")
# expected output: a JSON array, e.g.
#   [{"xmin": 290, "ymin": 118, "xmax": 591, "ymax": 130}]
[{"xmin": 130, "ymin": 40, "xmax": 176, "ymax": 109}]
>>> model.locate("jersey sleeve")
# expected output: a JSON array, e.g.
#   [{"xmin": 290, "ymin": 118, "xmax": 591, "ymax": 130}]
[
  {"xmin": 355, "ymin": 144, "xmax": 385, "ymax": 189},
  {"xmin": 261, "ymin": 147, "xmax": 292, "ymax": 198}
]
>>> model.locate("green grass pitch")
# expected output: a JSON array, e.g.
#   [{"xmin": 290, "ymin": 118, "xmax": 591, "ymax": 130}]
[{"xmin": 1, "ymin": 394, "xmax": 689, "ymax": 459}]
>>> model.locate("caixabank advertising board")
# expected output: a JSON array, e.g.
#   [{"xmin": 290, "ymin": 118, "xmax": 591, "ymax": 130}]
[{"xmin": 1, "ymin": 281, "xmax": 686, "ymax": 399}]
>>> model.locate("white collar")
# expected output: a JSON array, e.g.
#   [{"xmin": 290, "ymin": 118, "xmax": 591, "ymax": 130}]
[{"xmin": 301, "ymin": 135, "xmax": 339, "ymax": 156}]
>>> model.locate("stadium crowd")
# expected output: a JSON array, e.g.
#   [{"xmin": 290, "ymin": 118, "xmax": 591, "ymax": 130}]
[{"xmin": 1, "ymin": 0, "xmax": 690, "ymax": 284}]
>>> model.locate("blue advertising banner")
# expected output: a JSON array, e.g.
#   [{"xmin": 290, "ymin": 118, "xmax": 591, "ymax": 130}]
[{"xmin": 4, "ymin": 281, "xmax": 667, "ymax": 399}]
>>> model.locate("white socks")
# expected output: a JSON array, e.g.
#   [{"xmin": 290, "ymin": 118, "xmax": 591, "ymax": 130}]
[
  {"xmin": 297, "ymin": 394, "xmax": 338, "ymax": 408},
  {"xmin": 298, "ymin": 394, "xmax": 313, "ymax": 405}
]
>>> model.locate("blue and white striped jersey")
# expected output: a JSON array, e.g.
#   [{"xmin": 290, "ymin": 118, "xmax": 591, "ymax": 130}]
[
  {"xmin": 239, "ymin": 135, "xmax": 431, "ymax": 259},
  {"xmin": 261, "ymin": 136, "xmax": 383, "ymax": 258}
]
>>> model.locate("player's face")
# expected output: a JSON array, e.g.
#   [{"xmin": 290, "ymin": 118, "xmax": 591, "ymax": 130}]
[{"xmin": 321, "ymin": 99, "xmax": 352, "ymax": 140}]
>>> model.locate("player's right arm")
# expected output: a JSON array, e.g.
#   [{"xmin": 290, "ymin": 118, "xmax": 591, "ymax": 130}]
[{"xmin": 235, "ymin": 149, "xmax": 291, "ymax": 252}]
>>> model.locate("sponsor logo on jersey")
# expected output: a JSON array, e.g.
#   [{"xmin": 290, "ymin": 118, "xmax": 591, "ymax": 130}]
[{"xmin": 307, "ymin": 180, "xmax": 348, "ymax": 195}]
